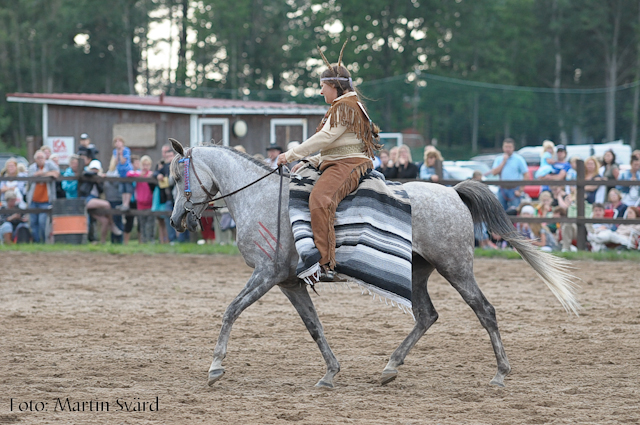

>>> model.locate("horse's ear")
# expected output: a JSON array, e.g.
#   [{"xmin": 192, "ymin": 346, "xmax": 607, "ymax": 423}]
[{"xmin": 169, "ymin": 138, "xmax": 184, "ymax": 156}]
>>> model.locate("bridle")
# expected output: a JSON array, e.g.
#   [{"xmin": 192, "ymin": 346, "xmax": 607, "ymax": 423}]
[
  {"xmin": 178, "ymin": 147, "xmax": 286, "ymax": 262},
  {"xmin": 178, "ymin": 147, "xmax": 281, "ymax": 216}
]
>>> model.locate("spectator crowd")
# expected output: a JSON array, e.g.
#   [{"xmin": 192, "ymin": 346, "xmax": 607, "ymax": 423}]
[{"xmin": 1, "ymin": 134, "xmax": 639, "ymax": 251}]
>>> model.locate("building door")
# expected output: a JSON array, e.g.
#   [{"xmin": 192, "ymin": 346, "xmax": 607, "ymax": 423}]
[
  {"xmin": 270, "ymin": 118, "xmax": 308, "ymax": 147},
  {"xmin": 199, "ymin": 118, "xmax": 229, "ymax": 146}
]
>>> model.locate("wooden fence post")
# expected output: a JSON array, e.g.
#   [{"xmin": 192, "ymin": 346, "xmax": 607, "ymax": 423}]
[{"xmin": 575, "ymin": 159, "xmax": 587, "ymax": 250}]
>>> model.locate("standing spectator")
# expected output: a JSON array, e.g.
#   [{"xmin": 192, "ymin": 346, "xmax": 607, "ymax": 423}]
[
  {"xmin": 616, "ymin": 154, "xmax": 640, "ymax": 207},
  {"xmin": 27, "ymin": 150, "xmax": 59, "ymax": 243},
  {"xmin": 605, "ymin": 188, "xmax": 628, "ymax": 219},
  {"xmin": 583, "ymin": 156, "xmax": 605, "ymax": 204},
  {"xmin": 78, "ymin": 133, "xmax": 99, "ymax": 159},
  {"xmin": 128, "ymin": 155, "xmax": 156, "ymax": 243},
  {"xmin": 0, "ymin": 190, "xmax": 30, "ymax": 244},
  {"xmin": 112, "ymin": 136, "xmax": 134, "ymax": 211},
  {"xmin": 1, "ymin": 157, "xmax": 27, "ymax": 206},
  {"xmin": 487, "ymin": 138, "xmax": 529, "ymax": 211},
  {"xmin": 394, "ymin": 145, "xmax": 418, "ymax": 179},
  {"xmin": 154, "ymin": 144, "xmax": 189, "ymax": 243},
  {"xmin": 104, "ymin": 156, "xmax": 124, "ymax": 243},
  {"xmin": 265, "ymin": 144, "xmax": 282, "ymax": 169},
  {"xmin": 419, "ymin": 148, "xmax": 450, "ymax": 182},
  {"xmin": 40, "ymin": 145, "xmax": 52, "ymax": 160},
  {"xmin": 61, "ymin": 155, "xmax": 81, "ymax": 198},
  {"xmin": 375, "ymin": 149, "xmax": 397, "ymax": 179}
]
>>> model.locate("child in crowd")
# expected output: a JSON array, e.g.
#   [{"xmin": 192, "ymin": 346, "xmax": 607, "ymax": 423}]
[
  {"xmin": 586, "ymin": 203, "xmax": 613, "ymax": 252},
  {"xmin": 516, "ymin": 204, "xmax": 559, "ymax": 251},
  {"xmin": 127, "ymin": 155, "xmax": 156, "ymax": 243},
  {"xmin": 113, "ymin": 136, "xmax": 134, "ymax": 211},
  {"xmin": 534, "ymin": 140, "xmax": 556, "ymax": 179}
]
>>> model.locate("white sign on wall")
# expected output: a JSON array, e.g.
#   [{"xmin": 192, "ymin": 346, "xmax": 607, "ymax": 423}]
[{"xmin": 45, "ymin": 137, "xmax": 75, "ymax": 165}]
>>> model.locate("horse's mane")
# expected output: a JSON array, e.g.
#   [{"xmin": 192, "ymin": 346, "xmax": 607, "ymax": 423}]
[{"xmin": 170, "ymin": 145, "xmax": 273, "ymax": 179}]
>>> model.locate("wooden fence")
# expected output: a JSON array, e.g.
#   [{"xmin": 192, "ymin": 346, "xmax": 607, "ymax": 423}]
[{"xmin": 2, "ymin": 159, "xmax": 639, "ymax": 249}]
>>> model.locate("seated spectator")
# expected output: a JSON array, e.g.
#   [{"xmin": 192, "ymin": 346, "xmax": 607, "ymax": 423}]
[
  {"xmin": 516, "ymin": 204, "xmax": 559, "ymax": 251},
  {"xmin": 587, "ymin": 206, "xmax": 640, "ymax": 250},
  {"xmin": 586, "ymin": 202, "xmax": 613, "ymax": 252},
  {"xmin": 557, "ymin": 189, "xmax": 593, "ymax": 252},
  {"xmin": 419, "ymin": 148, "xmax": 450, "ymax": 182},
  {"xmin": 584, "ymin": 156, "xmax": 606, "ymax": 204},
  {"xmin": 0, "ymin": 190, "xmax": 30, "ymax": 244},
  {"xmin": 605, "ymin": 188, "xmax": 627, "ymax": 219},
  {"xmin": 375, "ymin": 149, "xmax": 397, "ymax": 179},
  {"xmin": 535, "ymin": 190, "xmax": 554, "ymax": 218},
  {"xmin": 1, "ymin": 157, "xmax": 28, "ymax": 207},
  {"xmin": 394, "ymin": 145, "xmax": 418, "ymax": 179},
  {"xmin": 534, "ymin": 140, "xmax": 556, "ymax": 179},
  {"xmin": 600, "ymin": 149, "xmax": 620, "ymax": 182},
  {"xmin": 547, "ymin": 144, "xmax": 572, "ymax": 180},
  {"xmin": 66, "ymin": 156, "xmax": 122, "ymax": 243},
  {"xmin": 127, "ymin": 155, "xmax": 156, "ymax": 243},
  {"xmin": 616, "ymin": 154, "xmax": 640, "ymax": 207},
  {"xmin": 548, "ymin": 205, "xmax": 565, "ymax": 242}
]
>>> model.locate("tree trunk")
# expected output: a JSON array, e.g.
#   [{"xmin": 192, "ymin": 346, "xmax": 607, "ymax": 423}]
[
  {"xmin": 11, "ymin": 14, "xmax": 26, "ymax": 143},
  {"xmin": 471, "ymin": 92, "xmax": 479, "ymax": 152},
  {"xmin": 176, "ymin": 0, "xmax": 189, "ymax": 89},
  {"xmin": 552, "ymin": 0, "xmax": 568, "ymax": 144},
  {"xmin": 631, "ymin": 1, "xmax": 640, "ymax": 149},
  {"xmin": 124, "ymin": 6, "xmax": 135, "ymax": 94},
  {"xmin": 605, "ymin": 1, "xmax": 622, "ymax": 143}
]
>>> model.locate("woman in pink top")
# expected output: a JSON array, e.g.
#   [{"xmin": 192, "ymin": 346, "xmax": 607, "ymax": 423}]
[{"xmin": 127, "ymin": 155, "xmax": 156, "ymax": 243}]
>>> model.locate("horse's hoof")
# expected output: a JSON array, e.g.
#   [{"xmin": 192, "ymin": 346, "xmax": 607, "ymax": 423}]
[
  {"xmin": 315, "ymin": 380, "xmax": 334, "ymax": 389},
  {"xmin": 489, "ymin": 377, "xmax": 506, "ymax": 387},
  {"xmin": 380, "ymin": 369, "xmax": 398, "ymax": 386},
  {"xmin": 208, "ymin": 368, "xmax": 225, "ymax": 386}
]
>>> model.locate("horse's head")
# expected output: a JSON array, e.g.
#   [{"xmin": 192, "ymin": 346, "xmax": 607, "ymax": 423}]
[{"xmin": 168, "ymin": 138, "xmax": 219, "ymax": 233}]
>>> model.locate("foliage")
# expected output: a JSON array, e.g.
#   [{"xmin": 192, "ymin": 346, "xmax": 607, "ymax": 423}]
[{"xmin": 3, "ymin": 0, "xmax": 640, "ymax": 154}]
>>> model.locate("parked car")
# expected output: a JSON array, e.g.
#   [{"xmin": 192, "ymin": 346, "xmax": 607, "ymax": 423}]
[{"xmin": 0, "ymin": 153, "xmax": 29, "ymax": 172}]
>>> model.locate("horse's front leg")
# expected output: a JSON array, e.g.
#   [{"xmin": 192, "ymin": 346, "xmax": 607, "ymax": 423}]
[
  {"xmin": 279, "ymin": 282, "xmax": 340, "ymax": 388},
  {"xmin": 208, "ymin": 269, "xmax": 279, "ymax": 386}
]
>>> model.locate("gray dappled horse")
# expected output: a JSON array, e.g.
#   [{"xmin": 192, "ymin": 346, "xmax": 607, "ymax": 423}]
[{"xmin": 168, "ymin": 139, "xmax": 579, "ymax": 388}]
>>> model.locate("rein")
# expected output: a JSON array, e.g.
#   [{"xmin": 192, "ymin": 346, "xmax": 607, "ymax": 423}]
[{"xmin": 179, "ymin": 147, "xmax": 285, "ymax": 262}]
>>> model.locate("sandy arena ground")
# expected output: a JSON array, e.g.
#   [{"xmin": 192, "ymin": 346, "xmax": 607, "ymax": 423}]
[{"xmin": 0, "ymin": 252, "xmax": 638, "ymax": 424}]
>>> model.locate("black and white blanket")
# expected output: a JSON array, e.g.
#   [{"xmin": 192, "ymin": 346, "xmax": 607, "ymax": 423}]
[{"xmin": 289, "ymin": 165, "xmax": 413, "ymax": 309}]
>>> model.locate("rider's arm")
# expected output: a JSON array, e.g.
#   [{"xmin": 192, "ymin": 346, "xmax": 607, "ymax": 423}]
[{"xmin": 284, "ymin": 113, "xmax": 347, "ymax": 163}]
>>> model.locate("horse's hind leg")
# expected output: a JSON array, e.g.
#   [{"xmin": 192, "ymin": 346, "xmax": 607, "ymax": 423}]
[
  {"xmin": 439, "ymin": 265, "xmax": 511, "ymax": 387},
  {"xmin": 381, "ymin": 255, "xmax": 439, "ymax": 385},
  {"xmin": 280, "ymin": 283, "xmax": 340, "ymax": 388},
  {"xmin": 208, "ymin": 270, "xmax": 278, "ymax": 386}
]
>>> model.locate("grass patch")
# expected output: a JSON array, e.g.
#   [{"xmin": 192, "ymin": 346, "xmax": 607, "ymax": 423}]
[
  {"xmin": 0, "ymin": 241, "xmax": 240, "ymax": 256},
  {"xmin": 474, "ymin": 247, "xmax": 640, "ymax": 261}
]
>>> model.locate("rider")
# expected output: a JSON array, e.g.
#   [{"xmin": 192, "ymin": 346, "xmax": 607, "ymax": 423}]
[{"xmin": 277, "ymin": 42, "xmax": 381, "ymax": 284}]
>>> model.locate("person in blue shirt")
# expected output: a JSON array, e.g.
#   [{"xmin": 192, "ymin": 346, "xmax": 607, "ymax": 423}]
[
  {"xmin": 616, "ymin": 154, "xmax": 640, "ymax": 207},
  {"xmin": 112, "ymin": 136, "xmax": 134, "ymax": 211},
  {"xmin": 486, "ymin": 138, "xmax": 529, "ymax": 210}
]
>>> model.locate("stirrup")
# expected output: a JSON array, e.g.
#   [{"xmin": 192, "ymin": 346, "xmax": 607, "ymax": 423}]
[
  {"xmin": 319, "ymin": 266, "xmax": 336, "ymax": 282},
  {"xmin": 298, "ymin": 262, "xmax": 321, "ymax": 286}
]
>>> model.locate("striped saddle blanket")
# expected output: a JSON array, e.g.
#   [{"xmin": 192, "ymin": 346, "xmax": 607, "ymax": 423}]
[{"xmin": 288, "ymin": 165, "xmax": 413, "ymax": 307}]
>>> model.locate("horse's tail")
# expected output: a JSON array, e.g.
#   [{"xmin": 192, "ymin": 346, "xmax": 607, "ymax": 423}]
[{"xmin": 453, "ymin": 180, "xmax": 580, "ymax": 316}]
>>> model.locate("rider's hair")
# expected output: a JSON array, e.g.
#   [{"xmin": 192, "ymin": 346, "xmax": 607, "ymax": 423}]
[{"xmin": 320, "ymin": 65, "xmax": 353, "ymax": 98}]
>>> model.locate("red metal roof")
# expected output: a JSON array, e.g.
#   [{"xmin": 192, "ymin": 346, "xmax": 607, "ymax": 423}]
[{"xmin": 7, "ymin": 92, "xmax": 326, "ymax": 114}]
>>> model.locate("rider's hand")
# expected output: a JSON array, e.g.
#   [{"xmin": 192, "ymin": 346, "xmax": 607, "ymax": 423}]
[
  {"xmin": 277, "ymin": 153, "xmax": 288, "ymax": 166},
  {"xmin": 291, "ymin": 162, "xmax": 304, "ymax": 173}
]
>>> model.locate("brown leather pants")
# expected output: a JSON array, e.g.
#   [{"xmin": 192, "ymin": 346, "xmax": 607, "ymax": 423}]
[{"xmin": 309, "ymin": 157, "xmax": 373, "ymax": 269}]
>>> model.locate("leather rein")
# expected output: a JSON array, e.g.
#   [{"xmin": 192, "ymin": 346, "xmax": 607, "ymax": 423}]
[{"xmin": 178, "ymin": 148, "xmax": 285, "ymax": 262}]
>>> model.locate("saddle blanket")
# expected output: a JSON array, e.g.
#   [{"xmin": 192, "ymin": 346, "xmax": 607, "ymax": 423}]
[{"xmin": 289, "ymin": 165, "xmax": 413, "ymax": 308}]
